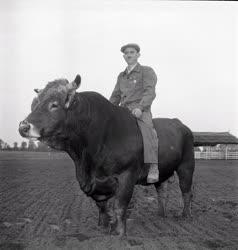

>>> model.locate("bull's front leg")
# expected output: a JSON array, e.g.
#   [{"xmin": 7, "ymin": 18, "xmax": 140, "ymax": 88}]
[
  {"xmin": 110, "ymin": 171, "xmax": 136, "ymax": 237},
  {"xmin": 96, "ymin": 201, "xmax": 110, "ymax": 228}
]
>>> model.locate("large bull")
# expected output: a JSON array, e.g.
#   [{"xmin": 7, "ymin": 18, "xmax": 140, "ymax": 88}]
[{"xmin": 19, "ymin": 75, "xmax": 195, "ymax": 236}]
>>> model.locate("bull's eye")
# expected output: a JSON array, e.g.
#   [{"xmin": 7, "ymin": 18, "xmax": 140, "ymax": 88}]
[{"xmin": 49, "ymin": 101, "xmax": 59, "ymax": 111}]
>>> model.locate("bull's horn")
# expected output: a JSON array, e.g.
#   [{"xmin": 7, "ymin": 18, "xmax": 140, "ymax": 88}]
[{"xmin": 67, "ymin": 74, "xmax": 81, "ymax": 90}]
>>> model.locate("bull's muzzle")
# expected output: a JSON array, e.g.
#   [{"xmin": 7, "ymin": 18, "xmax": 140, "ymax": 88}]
[
  {"xmin": 19, "ymin": 120, "xmax": 31, "ymax": 137},
  {"xmin": 19, "ymin": 120, "xmax": 41, "ymax": 139},
  {"xmin": 19, "ymin": 120, "xmax": 40, "ymax": 139}
]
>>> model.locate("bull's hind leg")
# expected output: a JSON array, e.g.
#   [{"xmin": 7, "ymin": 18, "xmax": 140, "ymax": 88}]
[
  {"xmin": 176, "ymin": 149, "xmax": 195, "ymax": 218},
  {"xmin": 154, "ymin": 175, "xmax": 175, "ymax": 217},
  {"xmin": 154, "ymin": 181, "xmax": 168, "ymax": 217}
]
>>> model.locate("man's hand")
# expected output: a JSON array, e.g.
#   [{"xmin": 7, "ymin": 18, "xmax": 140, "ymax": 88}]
[{"xmin": 132, "ymin": 108, "xmax": 142, "ymax": 118}]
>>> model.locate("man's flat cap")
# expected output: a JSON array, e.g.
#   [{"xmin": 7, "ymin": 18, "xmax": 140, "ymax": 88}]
[{"xmin": 120, "ymin": 43, "xmax": 140, "ymax": 53}]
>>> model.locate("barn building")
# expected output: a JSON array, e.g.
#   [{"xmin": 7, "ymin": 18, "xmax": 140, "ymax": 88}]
[{"xmin": 193, "ymin": 132, "xmax": 238, "ymax": 159}]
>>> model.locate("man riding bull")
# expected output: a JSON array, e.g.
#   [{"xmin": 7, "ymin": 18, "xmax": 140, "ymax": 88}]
[{"xmin": 109, "ymin": 43, "xmax": 159, "ymax": 183}]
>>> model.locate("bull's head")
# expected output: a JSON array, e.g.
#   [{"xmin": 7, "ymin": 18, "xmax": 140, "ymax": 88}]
[{"xmin": 19, "ymin": 75, "xmax": 81, "ymax": 146}]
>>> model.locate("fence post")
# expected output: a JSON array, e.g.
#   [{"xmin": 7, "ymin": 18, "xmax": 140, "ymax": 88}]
[{"xmin": 225, "ymin": 145, "xmax": 228, "ymax": 160}]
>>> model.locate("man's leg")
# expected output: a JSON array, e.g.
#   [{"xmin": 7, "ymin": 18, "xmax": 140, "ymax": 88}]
[{"xmin": 137, "ymin": 111, "xmax": 159, "ymax": 183}]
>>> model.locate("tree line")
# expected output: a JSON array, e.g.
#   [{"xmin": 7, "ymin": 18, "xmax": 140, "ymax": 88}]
[{"xmin": 0, "ymin": 139, "xmax": 52, "ymax": 152}]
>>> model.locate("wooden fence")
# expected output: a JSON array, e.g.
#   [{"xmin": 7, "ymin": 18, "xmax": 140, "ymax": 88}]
[{"xmin": 194, "ymin": 151, "xmax": 238, "ymax": 160}]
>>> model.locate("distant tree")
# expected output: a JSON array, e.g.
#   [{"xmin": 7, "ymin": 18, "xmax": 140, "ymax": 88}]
[
  {"xmin": 4, "ymin": 143, "xmax": 11, "ymax": 151},
  {"xmin": 0, "ymin": 139, "xmax": 3, "ymax": 150},
  {"xmin": 229, "ymin": 144, "xmax": 238, "ymax": 152},
  {"xmin": 0, "ymin": 139, "xmax": 9, "ymax": 151},
  {"xmin": 28, "ymin": 139, "xmax": 36, "ymax": 151},
  {"xmin": 21, "ymin": 141, "xmax": 27, "ymax": 151},
  {"xmin": 13, "ymin": 142, "xmax": 18, "ymax": 151},
  {"xmin": 36, "ymin": 141, "xmax": 50, "ymax": 152}
]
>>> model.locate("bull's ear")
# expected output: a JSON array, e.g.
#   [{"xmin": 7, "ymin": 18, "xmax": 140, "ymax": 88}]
[
  {"xmin": 74, "ymin": 74, "xmax": 81, "ymax": 88},
  {"xmin": 66, "ymin": 74, "xmax": 81, "ymax": 91}
]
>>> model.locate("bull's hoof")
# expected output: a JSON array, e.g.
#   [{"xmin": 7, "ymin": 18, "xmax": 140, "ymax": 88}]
[
  {"xmin": 126, "ymin": 208, "xmax": 133, "ymax": 218},
  {"xmin": 157, "ymin": 203, "xmax": 166, "ymax": 217},
  {"xmin": 158, "ymin": 210, "xmax": 166, "ymax": 218},
  {"xmin": 98, "ymin": 215, "xmax": 110, "ymax": 229},
  {"xmin": 98, "ymin": 220, "xmax": 109, "ymax": 229},
  {"xmin": 182, "ymin": 211, "xmax": 192, "ymax": 219},
  {"xmin": 110, "ymin": 230, "xmax": 126, "ymax": 237},
  {"xmin": 109, "ymin": 224, "xmax": 126, "ymax": 237}
]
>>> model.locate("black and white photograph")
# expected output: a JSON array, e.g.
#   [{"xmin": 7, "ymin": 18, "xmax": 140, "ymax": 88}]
[{"xmin": 0, "ymin": 0, "xmax": 237, "ymax": 249}]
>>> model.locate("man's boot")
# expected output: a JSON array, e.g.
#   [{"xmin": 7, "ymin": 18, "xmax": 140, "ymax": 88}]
[{"xmin": 147, "ymin": 163, "xmax": 159, "ymax": 183}]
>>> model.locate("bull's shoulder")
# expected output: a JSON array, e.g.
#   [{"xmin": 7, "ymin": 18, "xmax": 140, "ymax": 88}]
[
  {"xmin": 75, "ymin": 91, "xmax": 115, "ymax": 111},
  {"xmin": 77, "ymin": 91, "xmax": 106, "ymax": 100}
]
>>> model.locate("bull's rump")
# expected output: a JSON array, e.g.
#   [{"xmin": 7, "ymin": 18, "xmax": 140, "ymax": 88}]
[{"xmin": 152, "ymin": 118, "xmax": 194, "ymax": 172}]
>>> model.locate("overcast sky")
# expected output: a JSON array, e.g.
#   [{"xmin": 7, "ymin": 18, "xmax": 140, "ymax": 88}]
[{"xmin": 0, "ymin": 0, "xmax": 237, "ymax": 146}]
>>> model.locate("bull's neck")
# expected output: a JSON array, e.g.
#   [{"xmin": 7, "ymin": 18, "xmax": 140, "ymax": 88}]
[{"xmin": 65, "ymin": 93, "xmax": 114, "ymax": 159}]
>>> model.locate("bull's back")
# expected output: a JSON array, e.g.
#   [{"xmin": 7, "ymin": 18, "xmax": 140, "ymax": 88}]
[{"xmin": 152, "ymin": 118, "xmax": 193, "ymax": 171}]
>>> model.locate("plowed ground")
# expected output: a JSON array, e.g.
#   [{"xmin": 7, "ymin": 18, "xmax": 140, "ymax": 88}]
[{"xmin": 0, "ymin": 151, "xmax": 237, "ymax": 250}]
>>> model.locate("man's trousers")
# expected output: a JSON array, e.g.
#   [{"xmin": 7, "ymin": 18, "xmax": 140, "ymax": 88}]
[{"xmin": 137, "ymin": 111, "xmax": 158, "ymax": 164}]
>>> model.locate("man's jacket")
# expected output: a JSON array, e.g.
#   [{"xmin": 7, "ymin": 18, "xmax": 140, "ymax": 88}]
[{"xmin": 109, "ymin": 63, "xmax": 157, "ymax": 112}]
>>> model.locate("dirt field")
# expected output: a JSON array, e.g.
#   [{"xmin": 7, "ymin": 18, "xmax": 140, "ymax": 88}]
[{"xmin": 0, "ymin": 151, "xmax": 237, "ymax": 250}]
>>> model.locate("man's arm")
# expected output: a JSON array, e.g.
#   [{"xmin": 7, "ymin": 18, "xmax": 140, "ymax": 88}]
[
  {"xmin": 109, "ymin": 76, "xmax": 121, "ymax": 106},
  {"xmin": 138, "ymin": 66, "xmax": 157, "ymax": 111}
]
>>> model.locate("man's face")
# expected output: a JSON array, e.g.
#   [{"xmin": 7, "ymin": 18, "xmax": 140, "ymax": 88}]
[{"xmin": 123, "ymin": 47, "xmax": 140, "ymax": 66}]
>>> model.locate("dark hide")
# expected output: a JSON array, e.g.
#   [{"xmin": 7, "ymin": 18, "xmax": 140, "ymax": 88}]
[{"xmin": 19, "ymin": 79, "xmax": 195, "ymax": 236}]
